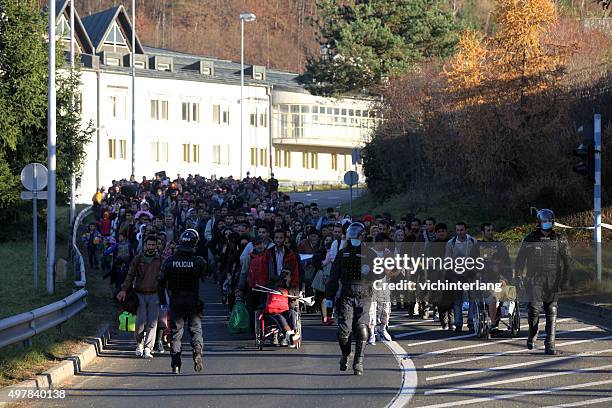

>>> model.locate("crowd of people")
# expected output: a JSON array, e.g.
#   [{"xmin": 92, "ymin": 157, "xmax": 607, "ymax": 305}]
[{"xmin": 84, "ymin": 171, "xmax": 571, "ymax": 373}]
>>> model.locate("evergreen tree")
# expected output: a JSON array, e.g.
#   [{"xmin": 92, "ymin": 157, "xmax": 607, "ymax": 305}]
[
  {"xmin": 304, "ymin": 0, "xmax": 458, "ymax": 95},
  {"xmin": 0, "ymin": 0, "xmax": 93, "ymax": 221}
]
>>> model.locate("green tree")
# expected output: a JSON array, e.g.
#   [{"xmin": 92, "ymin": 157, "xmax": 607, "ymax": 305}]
[
  {"xmin": 0, "ymin": 0, "xmax": 93, "ymax": 221},
  {"xmin": 304, "ymin": 0, "xmax": 458, "ymax": 95}
]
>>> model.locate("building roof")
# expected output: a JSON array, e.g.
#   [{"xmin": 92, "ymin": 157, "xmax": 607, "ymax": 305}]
[
  {"xmin": 141, "ymin": 46, "xmax": 308, "ymax": 94},
  {"xmin": 82, "ymin": 5, "xmax": 144, "ymax": 54},
  {"xmin": 54, "ymin": 0, "xmax": 95, "ymax": 54}
]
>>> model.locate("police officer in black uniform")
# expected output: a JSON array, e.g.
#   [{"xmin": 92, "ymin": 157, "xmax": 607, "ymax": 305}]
[
  {"xmin": 158, "ymin": 229, "xmax": 207, "ymax": 374},
  {"xmin": 515, "ymin": 209, "xmax": 572, "ymax": 355},
  {"xmin": 325, "ymin": 222, "xmax": 378, "ymax": 376}
]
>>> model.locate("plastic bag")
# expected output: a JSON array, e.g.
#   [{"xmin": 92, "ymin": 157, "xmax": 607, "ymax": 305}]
[
  {"xmin": 118, "ymin": 311, "xmax": 136, "ymax": 332},
  {"xmin": 228, "ymin": 299, "xmax": 250, "ymax": 334}
]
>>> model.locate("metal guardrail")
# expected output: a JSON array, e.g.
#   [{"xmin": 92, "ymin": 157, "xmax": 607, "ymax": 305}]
[
  {"xmin": 0, "ymin": 205, "xmax": 93, "ymax": 349},
  {"xmin": 0, "ymin": 289, "xmax": 88, "ymax": 348},
  {"xmin": 73, "ymin": 205, "xmax": 93, "ymax": 287}
]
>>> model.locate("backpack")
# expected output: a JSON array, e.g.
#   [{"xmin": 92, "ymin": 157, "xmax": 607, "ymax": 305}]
[{"xmin": 116, "ymin": 243, "xmax": 131, "ymax": 263}]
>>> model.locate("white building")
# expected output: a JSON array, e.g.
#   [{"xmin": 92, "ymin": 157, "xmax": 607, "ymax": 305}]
[{"xmin": 54, "ymin": 1, "xmax": 377, "ymax": 203}]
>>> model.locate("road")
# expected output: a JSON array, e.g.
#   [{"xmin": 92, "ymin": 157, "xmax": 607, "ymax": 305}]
[
  {"xmin": 24, "ymin": 294, "xmax": 612, "ymax": 408},
  {"xmin": 20, "ymin": 189, "xmax": 612, "ymax": 407},
  {"xmin": 288, "ymin": 188, "xmax": 365, "ymax": 211}
]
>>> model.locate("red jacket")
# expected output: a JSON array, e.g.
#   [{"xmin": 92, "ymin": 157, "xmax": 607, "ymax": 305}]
[
  {"xmin": 248, "ymin": 251, "xmax": 268, "ymax": 289},
  {"xmin": 265, "ymin": 288, "xmax": 289, "ymax": 314},
  {"xmin": 264, "ymin": 246, "xmax": 299, "ymax": 289},
  {"xmin": 99, "ymin": 218, "xmax": 112, "ymax": 236}
]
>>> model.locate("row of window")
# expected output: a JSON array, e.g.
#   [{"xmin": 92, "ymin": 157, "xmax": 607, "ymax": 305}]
[
  {"xmin": 109, "ymin": 139, "xmax": 352, "ymax": 170},
  {"xmin": 109, "ymin": 94, "xmax": 267, "ymax": 128}
]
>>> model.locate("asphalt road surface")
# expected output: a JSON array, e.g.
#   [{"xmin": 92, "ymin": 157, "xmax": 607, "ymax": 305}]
[
  {"xmin": 288, "ymin": 188, "xmax": 365, "ymax": 211},
  {"xmin": 23, "ymin": 285, "xmax": 612, "ymax": 408}
]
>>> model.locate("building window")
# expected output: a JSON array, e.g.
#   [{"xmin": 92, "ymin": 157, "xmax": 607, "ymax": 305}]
[
  {"xmin": 213, "ymin": 145, "xmax": 230, "ymax": 165},
  {"xmin": 260, "ymin": 148, "xmax": 267, "ymax": 166},
  {"xmin": 108, "ymin": 139, "xmax": 116, "ymax": 159},
  {"xmin": 275, "ymin": 149, "xmax": 281, "ymax": 167},
  {"xmin": 291, "ymin": 105, "xmax": 302, "ymax": 138},
  {"xmin": 56, "ymin": 14, "xmax": 71, "ymax": 40},
  {"xmin": 151, "ymin": 99, "xmax": 168, "ymax": 121},
  {"xmin": 161, "ymin": 142, "xmax": 168, "ymax": 162},
  {"xmin": 193, "ymin": 144, "xmax": 200, "ymax": 163},
  {"xmin": 182, "ymin": 144, "xmax": 190, "ymax": 162},
  {"xmin": 331, "ymin": 153, "xmax": 338, "ymax": 170},
  {"xmin": 250, "ymin": 113, "xmax": 257, "ymax": 127},
  {"xmin": 260, "ymin": 111, "xmax": 267, "ymax": 127},
  {"xmin": 151, "ymin": 142, "xmax": 169, "ymax": 162},
  {"xmin": 103, "ymin": 21, "xmax": 128, "ymax": 52},
  {"xmin": 284, "ymin": 150, "xmax": 291, "ymax": 168},
  {"xmin": 119, "ymin": 140, "xmax": 126, "ymax": 159},
  {"xmin": 182, "ymin": 102, "xmax": 200, "ymax": 123},
  {"xmin": 250, "ymin": 148, "xmax": 257, "ymax": 166},
  {"xmin": 302, "ymin": 152, "xmax": 309, "ymax": 169},
  {"xmin": 213, "ymin": 104, "xmax": 230, "ymax": 125},
  {"xmin": 213, "ymin": 145, "xmax": 221, "ymax": 164},
  {"xmin": 109, "ymin": 94, "xmax": 126, "ymax": 119},
  {"xmin": 311, "ymin": 152, "xmax": 318, "ymax": 169}
]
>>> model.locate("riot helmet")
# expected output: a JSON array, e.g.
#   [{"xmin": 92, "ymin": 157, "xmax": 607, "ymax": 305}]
[
  {"xmin": 537, "ymin": 209, "xmax": 555, "ymax": 231},
  {"xmin": 346, "ymin": 222, "xmax": 366, "ymax": 247},
  {"xmin": 179, "ymin": 228, "xmax": 200, "ymax": 247}
]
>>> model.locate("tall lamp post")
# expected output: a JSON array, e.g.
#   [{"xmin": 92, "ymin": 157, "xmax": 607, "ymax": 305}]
[
  {"xmin": 131, "ymin": 0, "xmax": 136, "ymax": 177},
  {"xmin": 240, "ymin": 12, "xmax": 256, "ymax": 180},
  {"xmin": 47, "ymin": 0, "xmax": 57, "ymax": 295}
]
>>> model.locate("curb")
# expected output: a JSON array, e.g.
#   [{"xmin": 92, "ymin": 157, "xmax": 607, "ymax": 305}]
[{"xmin": 0, "ymin": 323, "xmax": 110, "ymax": 407}]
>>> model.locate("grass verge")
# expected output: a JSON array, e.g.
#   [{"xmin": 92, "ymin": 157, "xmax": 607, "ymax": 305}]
[{"xmin": 0, "ymin": 207, "xmax": 117, "ymax": 387}]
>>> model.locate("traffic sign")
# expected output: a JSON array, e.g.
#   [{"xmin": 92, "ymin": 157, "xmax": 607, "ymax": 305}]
[
  {"xmin": 344, "ymin": 170, "xmax": 359, "ymax": 186},
  {"xmin": 21, "ymin": 191, "xmax": 49, "ymax": 200},
  {"xmin": 20, "ymin": 163, "xmax": 48, "ymax": 192}
]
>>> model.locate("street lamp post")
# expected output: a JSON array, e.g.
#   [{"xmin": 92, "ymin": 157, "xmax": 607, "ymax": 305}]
[
  {"xmin": 47, "ymin": 0, "xmax": 57, "ymax": 295},
  {"xmin": 240, "ymin": 13, "xmax": 255, "ymax": 180},
  {"xmin": 131, "ymin": 0, "xmax": 136, "ymax": 177}
]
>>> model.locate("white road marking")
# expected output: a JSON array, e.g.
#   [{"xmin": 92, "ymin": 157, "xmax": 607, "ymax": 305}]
[
  {"xmin": 541, "ymin": 396, "xmax": 612, "ymax": 408},
  {"xmin": 396, "ymin": 328, "xmax": 443, "ymax": 339},
  {"xmin": 424, "ymin": 363, "xmax": 612, "ymax": 395},
  {"xmin": 423, "ymin": 325, "xmax": 602, "ymax": 368},
  {"xmin": 408, "ymin": 332, "xmax": 477, "ymax": 347},
  {"xmin": 415, "ymin": 379, "xmax": 612, "ymax": 408},
  {"xmin": 383, "ymin": 340, "xmax": 418, "ymax": 408},
  {"xmin": 413, "ymin": 318, "xmax": 573, "ymax": 354},
  {"xmin": 389, "ymin": 320, "xmax": 432, "ymax": 328},
  {"xmin": 425, "ymin": 346, "xmax": 612, "ymax": 381}
]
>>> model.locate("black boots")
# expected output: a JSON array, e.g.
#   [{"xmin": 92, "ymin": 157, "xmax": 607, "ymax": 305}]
[
  {"xmin": 527, "ymin": 306, "xmax": 539, "ymax": 350},
  {"xmin": 544, "ymin": 305, "xmax": 560, "ymax": 355},
  {"xmin": 353, "ymin": 340, "xmax": 366, "ymax": 376},
  {"xmin": 338, "ymin": 334, "xmax": 352, "ymax": 371}
]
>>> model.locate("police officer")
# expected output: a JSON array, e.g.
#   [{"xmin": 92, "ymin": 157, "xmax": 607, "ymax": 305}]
[
  {"xmin": 325, "ymin": 222, "xmax": 378, "ymax": 376},
  {"xmin": 515, "ymin": 209, "xmax": 572, "ymax": 355},
  {"xmin": 158, "ymin": 229, "xmax": 207, "ymax": 374}
]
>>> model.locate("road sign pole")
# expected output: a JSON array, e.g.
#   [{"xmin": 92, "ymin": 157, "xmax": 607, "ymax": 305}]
[
  {"xmin": 33, "ymin": 191, "xmax": 38, "ymax": 290},
  {"xmin": 355, "ymin": 164, "xmax": 359, "ymax": 197},
  {"xmin": 349, "ymin": 184, "xmax": 353, "ymax": 218},
  {"xmin": 594, "ymin": 114, "xmax": 602, "ymax": 284},
  {"xmin": 33, "ymin": 167, "xmax": 38, "ymax": 290}
]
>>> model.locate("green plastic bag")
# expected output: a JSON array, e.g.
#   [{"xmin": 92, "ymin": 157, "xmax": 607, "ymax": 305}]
[
  {"xmin": 228, "ymin": 299, "xmax": 250, "ymax": 334},
  {"xmin": 118, "ymin": 311, "xmax": 136, "ymax": 332}
]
